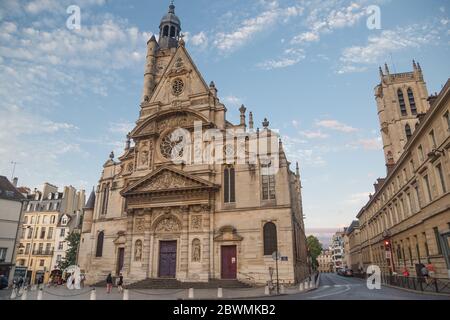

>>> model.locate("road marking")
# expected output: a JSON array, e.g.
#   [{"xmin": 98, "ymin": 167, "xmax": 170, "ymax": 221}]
[{"xmin": 308, "ymin": 285, "xmax": 351, "ymax": 300}]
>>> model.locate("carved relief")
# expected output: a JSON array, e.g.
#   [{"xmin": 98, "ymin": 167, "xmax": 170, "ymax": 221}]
[
  {"xmin": 191, "ymin": 215, "xmax": 202, "ymax": 230},
  {"xmin": 135, "ymin": 218, "xmax": 145, "ymax": 232},
  {"xmin": 127, "ymin": 162, "xmax": 134, "ymax": 173},
  {"xmin": 134, "ymin": 240, "xmax": 142, "ymax": 261},
  {"xmin": 192, "ymin": 239, "xmax": 201, "ymax": 262},
  {"xmin": 142, "ymin": 171, "xmax": 200, "ymax": 191},
  {"xmin": 155, "ymin": 216, "xmax": 181, "ymax": 232}
]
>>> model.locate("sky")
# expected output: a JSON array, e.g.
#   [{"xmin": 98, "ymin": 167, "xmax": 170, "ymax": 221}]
[{"xmin": 0, "ymin": 0, "xmax": 449, "ymax": 246}]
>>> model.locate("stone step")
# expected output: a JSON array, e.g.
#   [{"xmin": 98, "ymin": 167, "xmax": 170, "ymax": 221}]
[{"xmin": 122, "ymin": 278, "xmax": 253, "ymax": 289}]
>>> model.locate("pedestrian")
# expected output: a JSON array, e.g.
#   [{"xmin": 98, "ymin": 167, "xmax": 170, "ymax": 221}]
[
  {"xmin": 117, "ymin": 273, "xmax": 124, "ymax": 293},
  {"xmin": 420, "ymin": 264, "xmax": 430, "ymax": 284},
  {"xmin": 426, "ymin": 262, "xmax": 435, "ymax": 283},
  {"xmin": 106, "ymin": 273, "xmax": 113, "ymax": 294},
  {"xmin": 402, "ymin": 268, "xmax": 410, "ymax": 277}
]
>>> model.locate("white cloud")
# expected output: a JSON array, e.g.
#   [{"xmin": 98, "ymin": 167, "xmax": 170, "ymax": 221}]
[
  {"xmin": 346, "ymin": 137, "xmax": 382, "ymax": 150},
  {"xmin": 223, "ymin": 95, "xmax": 243, "ymax": 107},
  {"xmin": 214, "ymin": 2, "xmax": 303, "ymax": 53},
  {"xmin": 109, "ymin": 121, "xmax": 135, "ymax": 135},
  {"xmin": 338, "ymin": 24, "xmax": 442, "ymax": 73},
  {"xmin": 190, "ymin": 31, "xmax": 208, "ymax": 49},
  {"xmin": 299, "ymin": 130, "xmax": 329, "ymax": 139},
  {"xmin": 291, "ymin": 31, "xmax": 319, "ymax": 44},
  {"xmin": 257, "ymin": 48, "xmax": 305, "ymax": 70},
  {"xmin": 316, "ymin": 119, "xmax": 358, "ymax": 133}
]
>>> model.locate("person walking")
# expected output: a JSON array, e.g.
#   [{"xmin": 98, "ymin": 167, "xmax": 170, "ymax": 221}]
[
  {"xmin": 420, "ymin": 264, "xmax": 430, "ymax": 284},
  {"xmin": 106, "ymin": 273, "xmax": 113, "ymax": 294},
  {"xmin": 117, "ymin": 273, "xmax": 124, "ymax": 293}
]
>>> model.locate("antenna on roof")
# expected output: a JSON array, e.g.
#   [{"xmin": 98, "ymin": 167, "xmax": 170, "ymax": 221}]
[{"xmin": 10, "ymin": 161, "xmax": 19, "ymax": 181}]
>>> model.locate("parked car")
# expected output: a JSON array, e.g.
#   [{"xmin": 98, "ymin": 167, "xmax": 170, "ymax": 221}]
[
  {"xmin": 0, "ymin": 275, "xmax": 8, "ymax": 289},
  {"xmin": 336, "ymin": 268, "xmax": 345, "ymax": 276},
  {"xmin": 344, "ymin": 269, "xmax": 353, "ymax": 277}
]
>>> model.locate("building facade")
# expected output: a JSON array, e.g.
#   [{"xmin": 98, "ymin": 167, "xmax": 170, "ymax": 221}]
[
  {"xmin": 78, "ymin": 4, "xmax": 309, "ymax": 286},
  {"xmin": 317, "ymin": 249, "xmax": 333, "ymax": 273},
  {"xmin": 0, "ymin": 176, "xmax": 26, "ymax": 285},
  {"xmin": 331, "ymin": 231, "xmax": 345, "ymax": 271},
  {"xmin": 15, "ymin": 183, "xmax": 85, "ymax": 284},
  {"xmin": 352, "ymin": 64, "xmax": 450, "ymax": 279}
]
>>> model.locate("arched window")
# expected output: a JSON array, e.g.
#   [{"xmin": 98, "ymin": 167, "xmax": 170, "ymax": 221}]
[
  {"xmin": 96, "ymin": 231, "xmax": 104, "ymax": 257},
  {"xmin": 101, "ymin": 183, "xmax": 110, "ymax": 215},
  {"xmin": 223, "ymin": 166, "xmax": 235, "ymax": 203},
  {"xmin": 50, "ymin": 215, "xmax": 55, "ymax": 224},
  {"xmin": 263, "ymin": 222, "xmax": 278, "ymax": 256},
  {"xmin": 407, "ymin": 88, "xmax": 417, "ymax": 115},
  {"xmin": 397, "ymin": 89, "xmax": 407, "ymax": 116},
  {"xmin": 405, "ymin": 124, "xmax": 412, "ymax": 140},
  {"xmin": 163, "ymin": 25, "xmax": 169, "ymax": 37},
  {"xmin": 170, "ymin": 26, "xmax": 176, "ymax": 38}
]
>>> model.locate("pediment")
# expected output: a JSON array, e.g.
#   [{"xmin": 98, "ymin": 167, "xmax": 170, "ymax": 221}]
[
  {"xmin": 121, "ymin": 166, "xmax": 218, "ymax": 196},
  {"xmin": 148, "ymin": 45, "xmax": 210, "ymax": 105}
]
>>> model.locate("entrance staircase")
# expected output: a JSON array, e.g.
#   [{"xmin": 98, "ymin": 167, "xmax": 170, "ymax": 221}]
[{"xmin": 125, "ymin": 278, "xmax": 253, "ymax": 289}]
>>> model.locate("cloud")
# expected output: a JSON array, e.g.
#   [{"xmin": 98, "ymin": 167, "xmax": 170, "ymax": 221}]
[
  {"xmin": 109, "ymin": 121, "xmax": 135, "ymax": 135},
  {"xmin": 346, "ymin": 137, "xmax": 382, "ymax": 150},
  {"xmin": 338, "ymin": 23, "xmax": 443, "ymax": 73},
  {"xmin": 316, "ymin": 119, "xmax": 358, "ymax": 133},
  {"xmin": 214, "ymin": 2, "xmax": 303, "ymax": 53},
  {"xmin": 223, "ymin": 95, "xmax": 243, "ymax": 107},
  {"xmin": 299, "ymin": 130, "xmax": 329, "ymax": 139},
  {"xmin": 291, "ymin": 31, "xmax": 320, "ymax": 44},
  {"xmin": 344, "ymin": 192, "xmax": 371, "ymax": 205},
  {"xmin": 257, "ymin": 48, "xmax": 305, "ymax": 70},
  {"xmin": 190, "ymin": 31, "xmax": 208, "ymax": 49}
]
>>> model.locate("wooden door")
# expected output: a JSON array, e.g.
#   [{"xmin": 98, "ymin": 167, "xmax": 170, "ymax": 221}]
[
  {"xmin": 116, "ymin": 248, "xmax": 124, "ymax": 275},
  {"xmin": 159, "ymin": 241, "xmax": 177, "ymax": 278},
  {"xmin": 221, "ymin": 245, "xmax": 237, "ymax": 279}
]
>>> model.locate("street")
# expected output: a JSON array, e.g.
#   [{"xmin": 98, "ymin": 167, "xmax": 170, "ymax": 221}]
[{"xmin": 267, "ymin": 273, "xmax": 450, "ymax": 300}]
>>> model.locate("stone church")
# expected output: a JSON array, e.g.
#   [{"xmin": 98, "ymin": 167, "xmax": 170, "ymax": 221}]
[{"xmin": 78, "ymin": 3, "xmax": 309, "ymax": 285}]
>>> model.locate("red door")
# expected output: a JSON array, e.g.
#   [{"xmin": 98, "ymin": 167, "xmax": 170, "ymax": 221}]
[
  {"xmin": 159, "ymin": 241, "xmax": 177, "ymax": 278},
  {"xmin": 221, "ymin": 245, "xmax": 237, "ymax": 279}
]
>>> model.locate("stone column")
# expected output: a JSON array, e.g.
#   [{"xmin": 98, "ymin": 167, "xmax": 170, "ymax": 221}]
[
  {"xmin": 142, "ymin": 209, "xmax": 152, "ymax": 279},
  {"xmin": 123, "ymin": 213, "xmax": 134, "ymax": 277},
  {"xmin": 179, "ymin": 206, "xmax": 190, "ymax": 281}
]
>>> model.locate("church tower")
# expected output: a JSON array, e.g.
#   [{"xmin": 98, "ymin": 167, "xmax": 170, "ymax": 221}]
[{"xmin": 374, "ymin": 61, "xmax": 430, "ymax": 171}]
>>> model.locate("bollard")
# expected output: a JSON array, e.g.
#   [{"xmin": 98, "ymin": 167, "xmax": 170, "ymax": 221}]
[
  {"xmin": 188, "ymin": 288, "xmax": 194, "ymax": 299},
  {"xmin": 280, "ymin": 285, "xmax": 286, "ymax": 294},
  {"xmin": 37, "ymin": 288, "xmax": 43, "ymax": 300},
  {"xmin": 21, "ymin": 288, "xmax": 28, "ymax": 300},
  {"xmin": 123, "ymin": 289, "xmax": 129, "ymax": 300},
  {"xmin": 90, "ymin": 288, "xmax": 96, "ymax": 300},
  {"xmin": 299, "ymin": 282, "xmax": 304, "ymax": 292},
  {"xmin": 304, "ymin": 281, "xmax": 309, "ymax": 290},
  {"xmin": 217, "ymin": 288, "xmax": 223, "ymax": 298},
  {"xmin": 10, "ymin": 288, "xmax": 17, "ymax": 300},
  {"xmin": 264, "ymin": 285, "xmax": 270, "ymax": 295}
]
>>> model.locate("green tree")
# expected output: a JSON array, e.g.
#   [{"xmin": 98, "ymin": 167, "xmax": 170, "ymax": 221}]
[
  {"xmin": 57, "ymin": 231, "xmax": 80, "ymax": 270},
  {"xmin": 307, "ymin": 235, "xmax": 323, "ymax": 270}
]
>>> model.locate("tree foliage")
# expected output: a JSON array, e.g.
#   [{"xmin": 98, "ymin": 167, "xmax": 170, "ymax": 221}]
[
  {"xmin": 57, "ymin": 231, "xmax": 80, "ymax": 271},
  {"xmin": 307, "ymin": 235, "xmax": 323, "ymax": 270}
]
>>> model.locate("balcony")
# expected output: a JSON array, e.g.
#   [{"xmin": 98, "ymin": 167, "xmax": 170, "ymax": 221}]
[{"xmin": 32, "ymin": 249, "xmax": 54, "ymax": 256}]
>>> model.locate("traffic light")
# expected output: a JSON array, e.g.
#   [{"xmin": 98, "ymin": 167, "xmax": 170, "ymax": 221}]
[{"xmin": 384, "ymin": 239, "xmax": 391, "ymax": 250}]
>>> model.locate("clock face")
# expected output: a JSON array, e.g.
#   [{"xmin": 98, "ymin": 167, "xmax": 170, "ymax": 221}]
[{"xmin": 160, "ymin": 130, "xmax": 186, "ymax": 160}]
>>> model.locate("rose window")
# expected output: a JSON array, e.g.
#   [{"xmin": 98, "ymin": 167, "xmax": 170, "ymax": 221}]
[
  {"xmin": 160, "ymin": 130, "xmax": 185, "ymax": 160},
  {"xmin": 172, "ymin": 78, "xmax": 184, "ymax": 96}
]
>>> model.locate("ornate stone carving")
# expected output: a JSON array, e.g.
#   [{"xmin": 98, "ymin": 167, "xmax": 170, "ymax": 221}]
[
  {"xmin": 134, "ymin": 240, "xmax": 142, "ymax": 261},
  {"xmin": 155, "ymin": 216, "xmax": 180, "ymax": 232},
  {"xmin": 143, "ymin": 171, "xmax": 200, "ymax": 191},
  {"xmin": 191, "ymin": 215, "xmax": 202, "ymax": 230},
  {"xmin": 192, "ymin": 239, "xmax": 201, "ymax": 262},
  {"xmin": 127, "ymin": 162, "xmax": 134, "ymax": 173},
  {"xmin": 140, "ymin": 150, "xmax": 149, "ymax": 166},
  {"xmin": 135, "ymin": 218, "xmax": 145, "ymax": 232}
]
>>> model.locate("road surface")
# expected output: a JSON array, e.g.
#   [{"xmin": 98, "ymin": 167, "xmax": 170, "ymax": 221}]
[{"xmin": 269, "ymin": 272, "xmax": 450, "ymax": 300}]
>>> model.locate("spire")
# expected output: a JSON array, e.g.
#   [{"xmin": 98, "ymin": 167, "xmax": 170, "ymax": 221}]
[
  {"xmin": 413, "ymin": 59, "xmax": 417, "ymax": 70},
  {"xmin": 296, "ymin": 161, "xmax": 300, "ymax": 177},
  {"xmin": 109, "ymin": 151, "xmax": 114, "ymax": 160},
  {"xmin": 262, "ymin": 118, "xmax": 269, "ymax": 129},
  {"xmin": 249, "ymin": 112, "xmax": 254, "ymax": 130},
  {"xmin": 379, "ymin": 66, "xmax": 383, "ymax": 78},
  {"xmin": 384, "ymin": 63, "xmax": 390, "ymax": 75},
  {"xmin": 125, "ymin": 132, "xmax": 131, "ymax": 150},
  {"xmin": 239, "ymin": 104, "xmax": 246, "ymax": 126},
  {"xmin": 84, "ymin": 187, "xmax": 96, "ymax": 210},
  {"xmin": 159, "ymin": 1, "xmax": 181, "ymax": 49}
]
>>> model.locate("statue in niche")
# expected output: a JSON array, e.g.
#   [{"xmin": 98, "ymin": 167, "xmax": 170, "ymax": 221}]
[
  {"xmin": 140, "ymin": 150, "xmax": 149, "ymax": 166},
  {"xmin": 192, "ymin": 239, "xmax": 201, "ymax": 262},
  {"xmin": 134, "ymin": 240, "xmax": 142, "ymax": 261}
]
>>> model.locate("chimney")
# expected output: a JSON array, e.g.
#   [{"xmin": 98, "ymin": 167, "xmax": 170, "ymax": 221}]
[{"xmin": 12, "ymin": 177, "xmax": 18, "ymax": 187}]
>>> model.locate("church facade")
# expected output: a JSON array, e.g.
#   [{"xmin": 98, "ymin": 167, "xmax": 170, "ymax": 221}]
[{"xmin": 78, "ymin": 4, "xmax": 309, "ymax": 285}]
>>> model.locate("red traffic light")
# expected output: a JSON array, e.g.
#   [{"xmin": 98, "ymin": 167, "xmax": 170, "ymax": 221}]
[{"xmin": 384, "ymin": 240, "xmax": 390, "ymax": 246}]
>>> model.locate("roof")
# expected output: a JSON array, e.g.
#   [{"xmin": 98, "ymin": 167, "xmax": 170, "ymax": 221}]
[
  {"xmin": 0, "ymin": 176, "xmax": 26, "ymax": 202},
  {"xmin": 160, "ymin": 3, "xmax": 181, "ymax": 27},
  {"xmin": 84, "ymin": 189, "xmax": 96, "ymax": 209},
  {"xmin": 346, "ymin": 220, "xmax": 360, "ymax": 234}
]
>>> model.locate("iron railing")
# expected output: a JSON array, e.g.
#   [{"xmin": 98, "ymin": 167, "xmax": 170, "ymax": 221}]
[{"xmin": 381, "ymin": 274, "xmax": 450, "ymax": 294}]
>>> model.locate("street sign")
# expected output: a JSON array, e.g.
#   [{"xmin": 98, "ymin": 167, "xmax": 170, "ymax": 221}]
[
  {"xmin": 272, "ymin": 251, "xmax": 281, "ymax": 260},
  {"xmin": 385, "ymin": 251, "xmax": 391, "ymax": 259}
]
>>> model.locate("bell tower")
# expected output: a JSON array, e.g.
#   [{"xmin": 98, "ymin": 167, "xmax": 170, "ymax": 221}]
[
  {"xmin": 158, "ymin": 1, "xmax": 181, "ymax": 50},
  {"xmin": 374, "ymin": 61, "xmax": 430, "ymax": 172}
]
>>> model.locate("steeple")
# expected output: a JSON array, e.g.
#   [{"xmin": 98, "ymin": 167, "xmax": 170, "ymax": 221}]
[{"xmin": 159, "ymin": 1, "xmax": 181, "ymax": 50}]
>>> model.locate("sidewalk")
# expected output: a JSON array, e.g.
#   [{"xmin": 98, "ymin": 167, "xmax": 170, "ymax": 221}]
[{"xmin": 4, "ymin": 282, "xmax": 318, "ymax": 300}]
